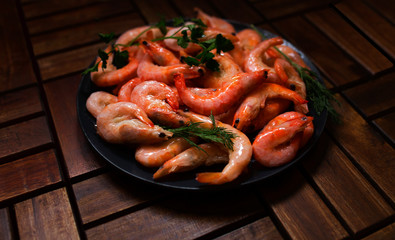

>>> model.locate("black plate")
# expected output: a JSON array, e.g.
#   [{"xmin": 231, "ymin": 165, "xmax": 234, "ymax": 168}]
[{"xmin": 77, "ymin": 20, "xmax": 327, "ymax": 191}]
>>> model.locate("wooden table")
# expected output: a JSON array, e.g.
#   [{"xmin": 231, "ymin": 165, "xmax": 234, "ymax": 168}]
[{"xmin": 1, "ymin": 0, "xmax": 394, "ymax": 239}]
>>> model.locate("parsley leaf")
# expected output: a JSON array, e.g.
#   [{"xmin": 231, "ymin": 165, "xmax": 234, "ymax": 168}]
[
  {"xmin": 112, "ymin": 49, "xmax": 129, "ymax": 69},
  {"xmin": 98, "ymin": 49, "xmax": 109, "ymax": 69},
  {"xmin": 98, "ymin": 33, "xmax": 115, "ymax": 44},
  {"xmin": 215, "ymin": 34, "xmax": 234, "ymax": 54}
]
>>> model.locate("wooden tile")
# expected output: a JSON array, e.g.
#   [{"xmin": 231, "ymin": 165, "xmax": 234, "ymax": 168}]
[
  {"xmin": 15, "ymin": 188, "xmax": 79, "ymax": 240},
  {"xmin": 44, "ymin": 75, "xmax": 104, "ymax": 178},
  {"xmin": 306, "ymin": 8, "xmax": 393, "ymax": 74},
  {"xmin": 260, "ymin": 169, "xmax": 349, "ymax": 240},
  {"xmin": 31, "ymin": 13, "xmax": 145, "ymax": 56},
  {"xmin": 0, "ymin": 208, "xmax": 13, "ymax": 240},
  {"xmin": 0, "ymin": 86, "xmax": 42, "ymax": 125},
  {"xmin": 364, "ymin": 0, "xmax": 395, "ymax": 25},
  {"xmin": 0, "ymin": 150, "xmax": 61, "ymax": 202},
  {"xmin": 171, "ymin": 0, "xmax": 218, "ymax": 18},
  {"xmin": 273, "ymin": 16, "xmax": 369, "ymax": 86},
  {"xmin": 214, "ymin": 217, "xmax": 283, "ymax": 240},
  {"xmin": 134, "ymin": 0, "xmax": 180, "ymax": 23},
  {"xmin": 0, "ymin": 116, "xmax": 52, "ymax": 160},
  {"xmin": 303, "ymin": 133, "xmax": 394, "ymax": 235},
  {"xmin": 73, "ymin": 173, "xmax": 162, "ymax": 224},
  {"xmin": 362, "ymin": 222, "xmax": 395, "ymax": 240},
  {"xmin": 26, "ymin": 0, "xmax": 134, "ymax": 35},
  {"xmin": 343, "ymin": 72, "xmax": 395, "ymax": 117},
  {"xmin": 336, "ymin": 0, "xmax": 395, "ymax": 59},
  {"xmin": 86, "ymin": 190, "xmax": 262, "ymax": 239},
  {"xmin": 211, "ymin": 0, "xmax": 264, "ymax": 24},
  {"xmin": 327, "ymin": 95, "xmax": 395, "ymax": 203},
  {"xmin": 373, "ymin": 112, "xmax": 395, "ymax": 144},
  {"xmin": 0, "ymin": 0, "xmax": 36, "ymax": 92}
]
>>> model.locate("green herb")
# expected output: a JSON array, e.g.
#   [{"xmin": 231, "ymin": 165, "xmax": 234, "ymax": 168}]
[{"xmin": 98, "ymin": 33, "xmax": 116, "ymax": 44}]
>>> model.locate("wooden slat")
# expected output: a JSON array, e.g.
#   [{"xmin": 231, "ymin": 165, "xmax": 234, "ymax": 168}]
[
  {"xmin": 211, "ymin": 0, "xmax": 264, "ymax": 24},
  {"xmin": 0, "ymin": 0, "xmax": 36, "ymax": 92},
  {"xmin": 373, "ymin": 112, "xmax": 395, "ymax": 144},
  {"xmin": 31, "ymin": 13, "xmax": 145, "ymax": 56},
  {"xmin": 305, "ymin": 8, "xmax": 393, "ymax": 74},
  {"xmin": 364, "ymin": 0, "xmax": 395, "ymax": 25},
  {"xmin": 15, "ymin": 188, "xmax": 79, "ymax": 239},
  {"xmin": 303, "ymin": 133, "xmax": 394, "ymax": 235},
  {"xmin": 327, "ymin": 95, "xmax": 395, "ymax": 203},
  {"xmin": 273, "ymin": 16, "xmax": 369, "ymax": 86},
  {"xmin": 260, "ymin": 169, "xmax": 349, "ymax": 240},
  {"xmin": 335, "ymin": 0, "xmax": 395, "ymax": 59},
  {"xmin": 0, "ymin": 116, "xmax": 52, "ymax": 160},
  {"xmin": 73, "ymin": 173, "xmax": 162, "ymax": 224},
  {"xmin": 44, "ymin": 75, "xmax": 104, "ymax": 178},
  {"xmin": 0, "ymin": 86, "xmax": 42, "ymax": 125},
  {"xmin": 0, "ymin": 208, "xmax": 13, "ymax": 240},
  {"xmin": 86, "ymin": 191, "xmax": 262, "ymax": 239},
  {"xmin": 171, "ymin": 0, "xmax": 219, "ymax": 18},
  {"xmin": 134, "ymin": 0, "xmax": 180, "ymax": 23},
  {"xmin": 0, "ymin": 150, "xmax": 61, "ymax": 202},
  {"xmin": 214, "ymin": 217, "xmax": 283, "ymax": 240},
  {"xmin": 362, "ymin": 222, "xmax": 395, "ymax": 240},
  {"xmin": 26, "ymin": 0, "xmax": 134, "ymax": 35},
  {"xmin": 343, "ymin": 72, "xmax": 395, "ymax": 117}
]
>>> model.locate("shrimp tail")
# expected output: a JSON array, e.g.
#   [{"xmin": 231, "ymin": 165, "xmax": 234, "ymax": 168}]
[{"xmin": 196, "ymin": 172, "xmax": 226, "ymax": 185}]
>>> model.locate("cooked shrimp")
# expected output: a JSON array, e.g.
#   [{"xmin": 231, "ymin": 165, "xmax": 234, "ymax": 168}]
[
  {"xmin": 163, "ymin": 25, "xmax": 202, "ymax": 54},
  {"xmin": 230, "ymin": 29, "xmax": 262, "ymax": 68},
  {"xmin": 174, "ymin": 70, "xmax": 267, "ymax": 116},
  {"xmin": 117, "ymin": 77, "xmax": 143, "ymax": 102},
  {"xmin": 244, "ymin": 37, "xmax": 284, "ymax": 85},
  {"xmin": 130, "ymin": 81, "xmax": 188, "ymax": 128},
  {"xmin": 178, "ymin": 111, "xmax": 252, "ymax": 185},
  {"xmin": 232, "ymin": 83, "xmax": 308, "ymax": 131},
  {"xmin": 96, "ymin": 102, "xmax": 172, "ymax": 144},
  {"xmin": 252, "ymin": 111, "xmax": 313, "ymax": 167},
  {"xmin": 135, "ymin": 137, "xmax": 195, "ymax": 167},
  {"xmin": 91, "ymin": 45, "xmax": 144, "ymax": 87},
  {"xmin": 142, "ymin": 40, "xmax": 180, "ymax": 66},
  {"xmin": 153, "ymin": 143, "xmax": 229, "ymax": 179},
  {"xmin": 267, "ymin": 44, "xmax": 309, "ymax": 69},
  {"xmin": 115, "ymin": 26, "xmax": 164, "ymax": 45},
  {"xmin": 86, "ymin": 91, "xmax": 118, "ymax": 118},
  {"xmin": 195, "ymin": 7, "xmax": 236, "ymax": 34}
]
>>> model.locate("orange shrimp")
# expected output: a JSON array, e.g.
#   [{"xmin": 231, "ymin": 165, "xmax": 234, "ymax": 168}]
[
  {"xmin": 178, "ymin": 110, "xmax": 252, "ymax": 185},
  {"xmin": 174, "ymin": 70, "xmax": 268, "ymax": 116},
  {"xmin": 232, "ymin": 83, "xmax": 308, "ymax": 131},
  {"xmin": 163, "ymin": 25, "xmax": 202, "ymax": 55},
  {"xmin": 142, "ymin": 40, "xmax": 181, "ymax": 66},
  {"xmin": 229, "ymin": 29, "xmax": 262, "ymax": 68},
  {"xmin": 130, "ymin": 81, "xmax": 188, "ymax": 128},
  {"xmin": 153, "ymin": 143, "xmax": 228, "ymax": 179},
  {"xmin": 267, "ymin": 44, "xmax": 309, "ymax": 69},
  {"xmin": 244, "ymin": 37, "xmax": 284, "ymax": 85},
  {"xmin": 117, "ymin": 77, "xmax": 143, "ymax": 102},
  {"xmin": 86, "ymin": 91, "xmax": 118, "ymax": 118},
  {"xmin": 96, "ymin": 102, "xmax": 172, "ymax": 144},
  {"xmin": 195, "ymin": 7, "xmax": 236, "ymax": 34},
  {"xmin": 252, "ymin": 111, "xmax": 313, "ymax": 167},
  {"xmin": 115, "ymin": 26, "xmax": 164, "ymax": 45}
]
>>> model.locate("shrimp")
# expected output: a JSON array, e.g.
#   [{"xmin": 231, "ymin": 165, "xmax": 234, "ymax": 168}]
[
  {"xmin": 91, "ymin": 45, "xmax": 144, "ymax": 87},
  {"xmin": 135, "ymin": 137, "xmax": 195, "ymax": 167},
  {"xmin": 142, "ymin": 40, "xmax": 181, "ymax": 66},
  {"xmin": 252, "ymin": 111, "xmax": 313, "ymax": 167},
  {"xmin": 232, "ymin": 83, "xmax": 308, "ymax": 131},
  {"xmin": 267, "ymin": 44, "xmax": 309, "ymax": 69},
  {"xmin": 130, "ymin": 81, "xmax": 188, "ymax": 128},
  {"xmin": 115, "ymin": 26, "xmax": 164, "ymax": 45},
  {"xmin": 163, "ymin": 25, "xmax": 202, "ymax": 55},
  {"xmin": 244, "ymin": 37, "xmax": 284, "ymax": 85},
  {"xmin": 178, "ymin": 111, "xmax": 252, "ymax": 185},
  {"xmin": 195, "ymin": 8, "xmax": 236, "ymax": 34},
  {"xmin": 117, "ymin": 77, "xmax": 143, "ymax": 102},
  {"xmin": 96, "ymin": 102, "xmax": 172, "ymax": 144},
  {"xmin": 137, "ymin": 54, "xmax": 204, "ymax": 84},
  {"xmin": 229, "ymin": 29, "xmax": 262, "ymax": 68},
  {"xmin": 174, "ymin": 70, "xmax": 267, "ymax": 116},
  {"xmin": 153, "ymin": 143, "xmax": 229, "ymax": 179},
  {"xmin": 86, "ymin": 91, "xmax": 118, "ymax": 118}
]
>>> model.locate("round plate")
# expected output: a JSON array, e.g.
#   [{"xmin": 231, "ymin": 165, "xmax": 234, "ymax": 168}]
[{"xmin": 77, "ymin": 20, "xmax": 327, "ymax": 191}]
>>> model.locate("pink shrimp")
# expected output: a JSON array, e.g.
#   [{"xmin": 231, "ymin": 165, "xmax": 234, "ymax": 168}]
[
  {"xmin": 174, "ymin": 70, "xmax": 268, "ymax": 116},
  {"xmin": 117, "ymin": 77, "xmax": 143, "ymax": 102},
  {"xmin": 178, "ymin": 110, "xmax": 252, "ymax": 185},
  {"xmin": 163, "ymin": 25, "xmax": 202, "ymax": 55},
  {"xmin": 267, "ymin": 44, "xmax": 309, "ymax": 69},
  {"xmin": 195, "ymin": 8, "xmax": 236, "ymax": 34},
  {"xmin": 135, "ymin": 137, "xmax": 195, "ymax": 168},
  {"xmin": 229, "ymin": 29, "xmax": 262, "ymax": 68},
  {"xmin": 130, "ymin": 81, "xmax": 188, "ymax": 128},
  {"xmin": 91, "ymin": 45, "xmax": 144, "ymax": 87},
  {"xmin": 115, "ymin": 26, "xmax": 164, "ymax": 45},
  {"xmin": 244, "ymin": 37, "xmax": 284, "ymax": 85},
  {"xmin": 86, "ymin": 91, "xmax": 118, "ymax": 118},
  {"xmin": 142, "ymin": 40, "xmax": 181, "ymax": 66},
  {"xmin": 252, "ymin": 111, "xmax": 313, "ymax": 167},
  {"xmin": 153, "ymin": 143, "xmax": 229, "ymax": 179},
  {"xmin": 232, "ymin": 83, "xmax": 308, "ymax": 132},
  {"xmin": 96, "ymin": 102, "xmax": 172, "ymax": 144}
]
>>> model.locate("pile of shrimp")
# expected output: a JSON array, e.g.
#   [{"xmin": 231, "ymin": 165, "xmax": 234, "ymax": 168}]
[{"xmin": 86, "ymin": 8, "xmax": 314, "ymax": 185}]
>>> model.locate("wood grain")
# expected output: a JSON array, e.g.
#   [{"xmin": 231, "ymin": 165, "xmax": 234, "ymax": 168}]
[
  {"xmin": 273, "ymin": 16, "xmax": 369, "ymax": 86},
  {"xmin": 362, "ymin": 222, "xmax": 395, "ymax": 240},
  {"xmin": 302, "ymin": 133, "xmax": 394, "ymax": 235},
  {"xmin": 364, "ymin": 0, "xmax": 395, "ymax": 25},
  {"xmin": 171, "ymin": 0, "xmax": 219, "ymax": 18},
  {"xmin": 134, "ymin": 0, "xmax": 180, "ymax": 23},
  {"xmin": 15, "ymin": 188, "xmax": 79, "ymax": 240},
  {"xmin": 86, "ymin": 190, "xmax": 262, "ymax": 239},
  {"xmin": 0, "ymin": 150, "xmax": 61, "ymax": 202},
  {"xmin": 373, "ymin": 112, "xmax": 395, "ymax": 144},
  {"xmin": 211, "ymin": 0, "xmax": 264, "ymax": 24},
  {"xmin": 343, "ymin": 72, "xmax": 395, "ymax": 117},
  {"xmin": 0, "ymin": 86, "xmax": 42, "ymax": 125},
  {"xmin": 335, "ymin": 0, "xmax": 395, "ymax": 59},
  {"xmin": 0, "ymin": 0, "xmax": 36, "ymax": 92},
  {"xmin": 0, "ymin": 117, "xmax": 52, "ymax": 160},
  {"xmin": 44, "ymin": 75, "xmax": 104, "ymax": 178},
  {"xmin": 305, "ymin": 8, "xmax": 393, "ymax": 74},
  {"xmin": 0, "ymin": 208, "xmax": 13, "ymax": 240}
]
